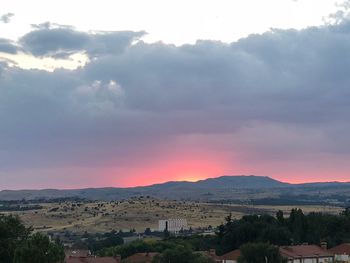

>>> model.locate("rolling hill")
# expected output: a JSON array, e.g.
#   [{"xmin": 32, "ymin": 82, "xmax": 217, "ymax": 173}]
[{"xmin": 0, "ymin": 175, "xmax": 349, "ymax": 203}]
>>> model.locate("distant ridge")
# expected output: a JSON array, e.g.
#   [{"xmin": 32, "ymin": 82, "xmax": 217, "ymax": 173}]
[
  {"xmin": 142, "ymin": 175, "xmax": 289, "ymax": 190},
  {"xmin": 0, "ymin": 175, "xmax": 349, "ymax": 201},
  {"xmin": 192, "ymin": 175, "xmax": 289, "ymax": 188}
]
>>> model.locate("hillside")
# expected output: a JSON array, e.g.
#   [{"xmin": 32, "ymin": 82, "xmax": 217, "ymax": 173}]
[{"xmin": 0, "ymin": 175, "xmax": 349, "ymax": 204}]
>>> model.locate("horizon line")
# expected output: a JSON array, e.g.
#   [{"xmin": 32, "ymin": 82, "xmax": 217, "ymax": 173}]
[{"xmin": 1, "ymin": 174, "xmax": 349, "ymax": 192}]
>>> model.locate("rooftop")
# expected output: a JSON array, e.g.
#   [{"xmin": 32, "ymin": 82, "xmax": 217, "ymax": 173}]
[
  {"xmin": 123, "ymin": 252, "xmax": 159, "ymax": 263},
  {"xmin": 218, "ymin": 249, "xmax": 241, "ymax": 261},
  {"xmin": 329, "ymin": 243, "xmax": 350, "ymax": 255},
  {"xmin": 280, "ymin": 245, "xmax": 333, "ymax": 259},
  {"xmin": 65, "ymin": 256, "xmax": 120, "ymax": 263}
]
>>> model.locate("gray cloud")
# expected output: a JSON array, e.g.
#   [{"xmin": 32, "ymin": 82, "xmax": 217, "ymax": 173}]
[
  {"xmin": 20, "ymin": 26, "xmax": 146, "ymax": 58},
  {"xmin": 0, "ymin": 13, "xmax": 14, "ymax": 23},
  {"xmin": 0, "ymin": 38, "xmax": 18, "ymax": 54},
  {"xmin": 30, "ymin": 22, "xmax": 73, "ymax": 30},
  {"xmin": 1, "ymin": 20, "xmax": 350, "ymax": 186}
]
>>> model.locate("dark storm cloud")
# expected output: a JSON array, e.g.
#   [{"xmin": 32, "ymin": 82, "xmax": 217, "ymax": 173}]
[
  {"xmin": 0, "ymin": 38, "xmax": 18, "ymax": 54},
  {"xmin": 1, "ymin": 19, "xmax": 350, "ymax": 173},
  {"xmin": 20, "ymin": 26, "xmax": 146, "ymax": 57},
  {"xmin": 0, "ymin": 13, "xmax": 14, "ymax": 23}
]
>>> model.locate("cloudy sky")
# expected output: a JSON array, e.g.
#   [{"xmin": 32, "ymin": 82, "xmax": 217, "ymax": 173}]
[{"xmin": 1, "ymin": 0, "xmax": 350, "ymax": 189}]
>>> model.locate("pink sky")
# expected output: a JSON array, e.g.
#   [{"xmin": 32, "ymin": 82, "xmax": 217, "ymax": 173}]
[{"xmin": 1, "ymin": 12, "xmax": 350, "ymax": 189}]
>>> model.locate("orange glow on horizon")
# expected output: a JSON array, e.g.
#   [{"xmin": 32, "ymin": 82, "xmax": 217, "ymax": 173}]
[
  {"xmin": 105, "ymin": 148, "xmax": 235, "ymax": 188},
  {"xmin": 23, "ymin": 139, "xmax": 349, "ymax": 190},
  {"xmin": 176, "ymin": 173, "xmax": 206, "ymax": 182}
]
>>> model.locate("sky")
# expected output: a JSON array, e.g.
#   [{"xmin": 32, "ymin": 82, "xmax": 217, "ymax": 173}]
[{"xmin": 0, "ymin": 0, "xmax": 350, "ymax": 189}]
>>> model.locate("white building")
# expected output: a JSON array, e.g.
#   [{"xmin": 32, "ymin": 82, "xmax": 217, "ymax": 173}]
[{"xmin": 158, "ymin": 219, "xmax": 187, "ymax": 233}]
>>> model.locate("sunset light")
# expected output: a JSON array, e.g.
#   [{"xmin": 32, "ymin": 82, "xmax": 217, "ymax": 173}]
[
  {"xmin": 2, "ymin": 2, "xmax": 350, "ymax": 261},
  {"xmin": 1, "ymin": 0, "xmax": 350, "ymax": 189}
]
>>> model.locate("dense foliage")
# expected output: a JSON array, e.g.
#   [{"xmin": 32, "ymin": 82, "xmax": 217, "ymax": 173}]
[
  {"xmin": 100, "ymin": 239, "xmax": 182, "ymax": 258},
  {"xmin": 2, "ymin": 207, "xmax": 350, "ymax": 262},
  {"xmin": 152, "ymin": 245, "xmax": 214, "ymax": 263},
  {"xmin": 0, "ymin": 214, "xmax": 64, "ymax": 263},
  {"xmin": 217, "ymin": 208, "xmax": 350, "ymax": 254},
  {"xmin": 14, "ymin": 233, "xmax": 65, "ymax": 263},
  {"xmin": 237, "ymin": 243, "xmax": 286, "ymax": 263},
  {"xmin": 0, "ymin": 215, "xmax": 31, "ymax": 262},
  {"xmin": 100, "ymin": 207, "xmax": 350, "ymax": 259},
  {"xmin": 85, "ymin": 232, "xmax": 124, "ymax": 253},
  {"xmin": 217, "ymin": 213, "xmax": 291, "ymax": 254}
]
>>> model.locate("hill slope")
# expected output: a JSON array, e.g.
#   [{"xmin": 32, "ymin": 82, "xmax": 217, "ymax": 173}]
[{"xmin": 0, "ymin": 175, "xmax": 349, "ymax": 201}]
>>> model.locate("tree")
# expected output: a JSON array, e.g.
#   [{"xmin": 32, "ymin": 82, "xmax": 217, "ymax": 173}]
[
  {"xmin": 163, "ymin": 229, "xmax": 170, "ymax": 239},
  {"xmin": 86, "ymin": 234, "xmax": 123, "ymax": 253},
  {"xmin": 144, "ymin": 227, "xmax": 152, "ymax": 236},
  {"xmin": 238, "ymin": 243, "xmax": 286, "ymax": 263},
  {"xmin": 14, "ymin": 232, "xmax": 65, "ymax": 263},
  {"xmin": 217, "ymin": 213, "xmax": 291, "ymax": 254},
  {"xmin": 0, "ymin": 214, "xmax": 31, "ymax": 262},
  {"xmin": 152, "ymin": 245, "xmax": 214, "ymax": 263},
  {"xmin": 288, "ymin": 209, "xmax": 307, "ymax": 244},
  {"xmin": 341, "ymin": 207, "xmax": 350, "ymax": 217},
  {"xmin": 276, "ymin": 210, "xmax": 285, "ymax": 225}
]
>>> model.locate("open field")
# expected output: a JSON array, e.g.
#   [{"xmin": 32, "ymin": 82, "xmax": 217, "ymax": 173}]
[{"xmin": 3, "ymin": 197, "xmax": 343, "ymax": 234}]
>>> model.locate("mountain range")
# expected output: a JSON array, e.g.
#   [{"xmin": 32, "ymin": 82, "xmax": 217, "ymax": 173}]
[{"xmin": 1, "ymin": 175, "xmax": 350, "ymax": 203}]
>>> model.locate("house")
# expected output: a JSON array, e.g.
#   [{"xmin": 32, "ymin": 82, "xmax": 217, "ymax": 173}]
[
  {"xmin": 328, "ymin": 243, "xmax": 350, "ymax": 262},
  {"xmin": 123, "ymin": 252, "xmax": 159, "ymax": 263},
  {"xmin": 217, "ymin": 249, "xmax": 241, "ymax": 263},
  {"xmin": 280, "ymin": 245, "xmax": 334, "ymax": 263},
  {"xmin": 201, "ymin": 249, "xmax": 240, "ymax": 263},
  {"xmin": 65, "ymin": 256, "xmax": 121, "ymax": 263}
]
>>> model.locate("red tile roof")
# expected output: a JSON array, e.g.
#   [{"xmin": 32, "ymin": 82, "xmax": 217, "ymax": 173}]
[
  {"xmin": 218, "ymin": 249, "xmax": 241, "ymax": 261},
  {"xmin": 280, "ymin": 245, "xmax": 333, "ymax": 259},
  {"xmin": 65, "ymin": 257, "xmax": 120, "ymax": 263},
  {"xmin": 329, "ymin": 243, "xmax": 350, "ymax": 255},
  {"xmin": 123, "ymin": 252, "xmax": 159, "ymax": 263}
]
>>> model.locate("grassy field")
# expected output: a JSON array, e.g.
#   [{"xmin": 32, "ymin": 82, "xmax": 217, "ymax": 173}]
[{"xmin": 6, "ymin": 197, "xmax": 343, "ymax": 234}]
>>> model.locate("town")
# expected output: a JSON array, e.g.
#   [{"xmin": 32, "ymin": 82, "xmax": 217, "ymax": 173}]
[{"xmin": 1, "ymin": 199, "xmax": 350, "ymax": 263}]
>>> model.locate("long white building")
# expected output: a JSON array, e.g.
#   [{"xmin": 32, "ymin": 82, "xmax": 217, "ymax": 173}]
[{"xmin": 158, "ymin": 219, "xmax": 188, "ymax": 233}]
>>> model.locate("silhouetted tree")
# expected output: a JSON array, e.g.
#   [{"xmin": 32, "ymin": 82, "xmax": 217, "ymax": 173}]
[
  {"xmin": 288, "ymin": 209, "xmax": 307, "ymax": 244},
  {"xmin": 152, "ymin": 245, "xmax": 214, "ymax": 263},
  {"xmin": 14, "ymin": 232, "xmax": 65, "ymax": 263},
  {"xmin": 238, "ymin": 243, "xmax": 286, "ymax": 263},
  {"xmin": 0, "ymin": 214, "xmax": 31, "ymax": 262},
  {"xmin": 276, "ymin": 210, "xmax": 285, "ymax": 225}
]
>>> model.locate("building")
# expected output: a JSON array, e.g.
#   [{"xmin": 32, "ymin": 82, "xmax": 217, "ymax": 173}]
[
  {"xmin": 218, "ymin": 249, "xmax": 241, "ymax": 263},
  {"xmin": 123, "ymin": 252, "xmax": 159, "ymax": 263},
  {"xmin": 158, "ymin": 218, "xmax": 187, "ymax": 233},
  {"xmin": 65, "ymin": 249, "xmax": 121, "ymax": 263},
  {"xmin": 65, "ymin": 256, "xmax": 121, "ymax": 263},
  {"xmin": 280, "ymin": 245, "xmax": 334, "ymax": 263},
  {"xmin": 200, "ymin": 249, "xmax": 240, "ymax": 263},
  {"xmin": 328, "ymin": 243, "xmax": 350, "ymax": 262}
]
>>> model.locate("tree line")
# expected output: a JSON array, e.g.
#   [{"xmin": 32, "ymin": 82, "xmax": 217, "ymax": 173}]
[
  {"xmin": 2, "ymin": 207, "xmax": 350, "ymax": 262},
  {"xmin": 217, "ymin": 207, "xmax": 350, "ymax": 254},
  {"xmin": 100, "ymin": 208, "xmax": 350, "ymax": 261}
]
